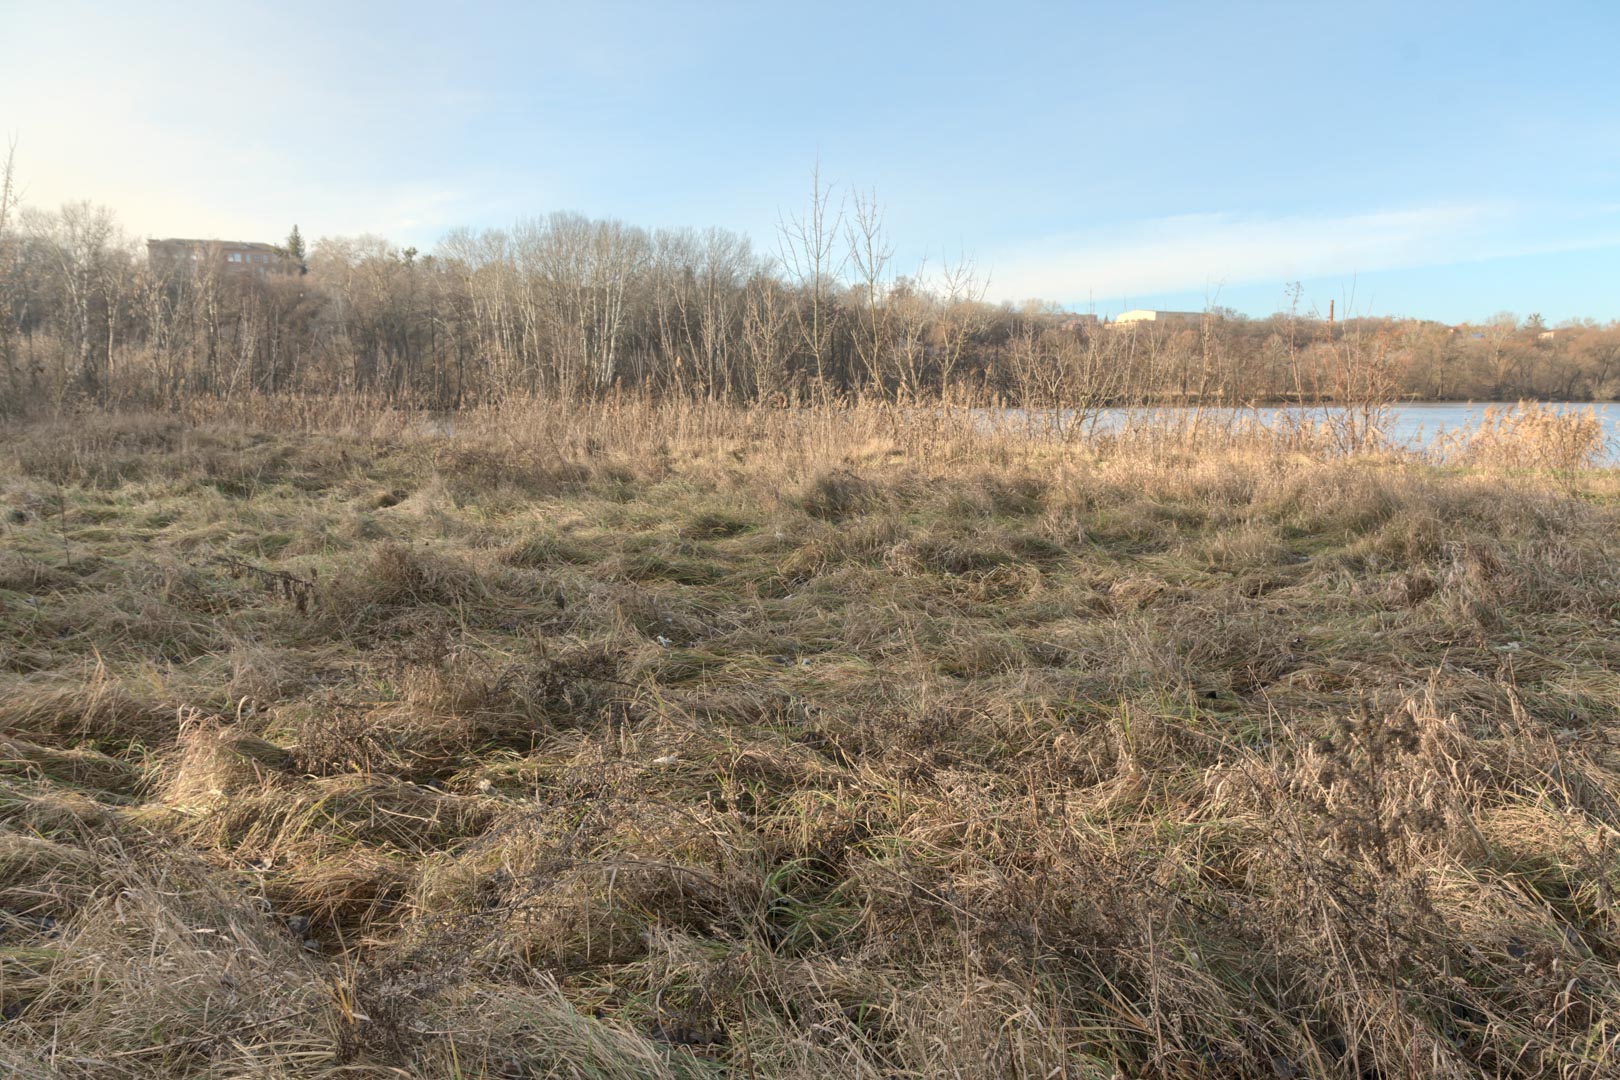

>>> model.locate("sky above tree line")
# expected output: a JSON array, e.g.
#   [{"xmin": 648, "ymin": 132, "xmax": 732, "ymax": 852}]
[{"xmin": 5, "ymin": 0, "xmax": 1618, "ymax": 324}]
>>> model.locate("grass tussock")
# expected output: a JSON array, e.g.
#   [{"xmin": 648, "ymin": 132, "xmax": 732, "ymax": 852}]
[
  {"xmin": 1436, "ymin": 401, "xmax": 1610, "ymax": 473},
  {"xmin": 2, "ymin": 403, "xmax": 1620, "ymax": 1077}
]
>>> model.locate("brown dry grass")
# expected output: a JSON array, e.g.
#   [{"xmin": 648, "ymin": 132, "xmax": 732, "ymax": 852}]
[{"xmin": 1, "ymin": 400, "xmax": 1619, "ymax": 1077}]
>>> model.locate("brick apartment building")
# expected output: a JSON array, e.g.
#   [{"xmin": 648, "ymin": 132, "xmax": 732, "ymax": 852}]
[{"xmin": 147, "ymin": 238, "xmax": 294, "ymax": 276}]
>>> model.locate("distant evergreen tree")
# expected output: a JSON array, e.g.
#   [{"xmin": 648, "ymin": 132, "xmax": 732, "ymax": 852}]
[{"xmin": 285, "ymin": 224, "xmax": 307, "ymax": 274}]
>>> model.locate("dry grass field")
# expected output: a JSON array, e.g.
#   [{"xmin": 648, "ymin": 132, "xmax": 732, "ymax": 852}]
[{"xmin": 2, "ymin": 400, "xmax": 1619, "ymax": 1078}]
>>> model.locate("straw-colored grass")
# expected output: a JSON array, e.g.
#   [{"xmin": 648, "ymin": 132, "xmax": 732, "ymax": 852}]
[
  {"xmin": 2, "ymin": 401, "xmax": 1619, "ymax": 1077},
  {"xmin": 1434, "ymin": 401, "xmax": 1609, "ymax": 473}
]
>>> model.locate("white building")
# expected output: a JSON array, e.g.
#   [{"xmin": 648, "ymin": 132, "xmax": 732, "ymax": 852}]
[
  {"xmin": 1110, "ymin": 309, "xmax": 1204, "ymax": 327},
  {"xmin": 1108, "ymin": 310, "xmax": 1211, "ymax": 327}
]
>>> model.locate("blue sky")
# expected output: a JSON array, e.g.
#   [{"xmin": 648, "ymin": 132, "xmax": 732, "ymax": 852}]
[{"xmin": 5, "ymin": 0, "xmax": 1618, "ymax": 322}]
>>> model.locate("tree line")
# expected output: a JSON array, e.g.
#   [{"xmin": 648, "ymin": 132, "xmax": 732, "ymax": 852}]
[{"xmin": 3, "ymin": 161, "xmax": 1618, "ymax": 415}]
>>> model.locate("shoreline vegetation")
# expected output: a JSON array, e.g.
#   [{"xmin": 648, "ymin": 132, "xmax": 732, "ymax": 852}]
[
  {"xmin": 3, "ymin": 399, "xmax": 1620, "ymax": 1077},
  {"xmin": 4, "ymin": 188, "xmax": 1620, "ymax": 417}
]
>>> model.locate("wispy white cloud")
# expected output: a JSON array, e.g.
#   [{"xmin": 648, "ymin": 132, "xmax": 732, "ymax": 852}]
[
  {"xmin": 1, "ymin": 6, "xmax": 516, "ymax": 246},
  {"xmin": 9, "ymin": 121, "xmax": 490, "ymax": 246},
  {"xmin": 983, "ymin": 203, "xmax": 1620, "ymax": 305}
]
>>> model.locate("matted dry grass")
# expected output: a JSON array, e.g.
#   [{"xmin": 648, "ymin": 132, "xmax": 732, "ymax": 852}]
[{"xmin": 1, "ymin": 401, "xmax": 1618, "ymax": 1077}]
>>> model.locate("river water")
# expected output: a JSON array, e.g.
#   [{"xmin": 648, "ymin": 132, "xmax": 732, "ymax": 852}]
[
  {"xmin": 1363, "ymin": 402, "xmax": 1620, "ymax": 449},
  {"xmin": 984, "ymin": 402, "xmax": 1620, "ymax": 457},
  {"xmin": 422, "ymin": 401, "xmax": 1620, "ymax": 459}
]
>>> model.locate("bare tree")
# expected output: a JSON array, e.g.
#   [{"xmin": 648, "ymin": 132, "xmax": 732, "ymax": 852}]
[
  {"xmin": 846, "ymin": 187, "xmax": 892, "ymax": 396},
  {"xmin": 25, "ymin": 201, "xmax": 123, "ymax": 399},
  {"xmin": 0, "ymin": 138, "xmax": 20, "ymax": 405},
  {"xmin": 777, "ymin": 159, "xmax": 845, "ymax": 398},
  {"xmin": 741, "ymin": 273, "xmax": 793, "ymax": 402},
  {"xmin": 648, "ymin": 226, "xmax": 753, "ymax": 398},
  {"xmin": 1480, "ymin": 312, "xmax": 1527, "ymax": 398},
  {"xmin": 0, "ymin": 139, "xmax": 16, "ymax": 237},
  {"xmin": 934, "ymin": 254, "xmax": 988, "ymax": 394},
  {"xmin": 696, "ymin": 226, "xmax": 752, "ymax": 399},
  {"xmin": 888, "ymin": 267, "xmax": 932, "ymax": 400}
]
